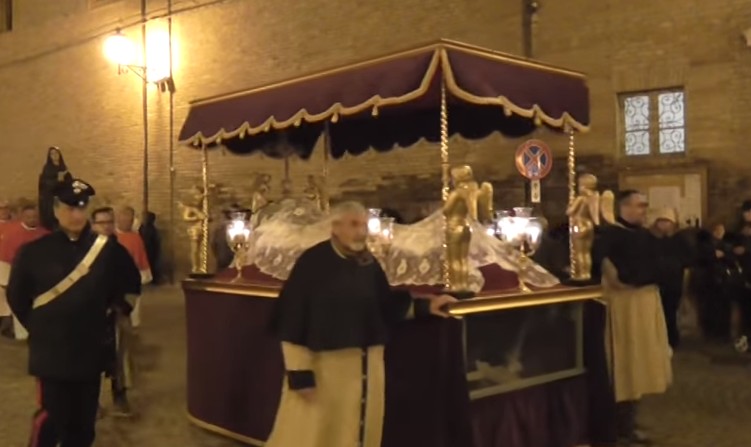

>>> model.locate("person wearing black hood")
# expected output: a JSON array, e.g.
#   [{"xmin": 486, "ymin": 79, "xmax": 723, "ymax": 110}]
[
  {"xmin": 139, "ymin": 211, "xmax": 161, "ymax": 284},
  {"xmin": 38, "ymin": 147, "xmax": 73, "ymax": 231}
]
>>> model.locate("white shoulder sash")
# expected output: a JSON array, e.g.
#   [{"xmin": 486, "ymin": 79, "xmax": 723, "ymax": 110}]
[{"xmin": 33, "ymin": 235, "xmax": 109, "ymax": 310}]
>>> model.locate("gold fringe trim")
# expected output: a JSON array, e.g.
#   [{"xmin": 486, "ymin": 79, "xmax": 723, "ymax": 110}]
[
  {"xmin": 187, "ymin": 411, "xmax": 266, "ymax": 446},
  {"xmin": 181, "ymin": 40, "xmax": 590, "ymax": 146},
  {"xmin": 438, "ymin": 48, "xmax": 590, "ymax": 133}
]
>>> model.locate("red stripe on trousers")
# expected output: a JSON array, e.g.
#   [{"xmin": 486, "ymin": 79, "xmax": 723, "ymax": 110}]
[
  {"xmin": 29, "ymin": 411, "xmax": 48, "ymax": 447},
  {"xmin": 29, "ymin": 380, "xmax": 47, "ymax": 447}
]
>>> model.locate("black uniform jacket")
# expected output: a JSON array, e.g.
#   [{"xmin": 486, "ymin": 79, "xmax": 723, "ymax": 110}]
[{"xmin": 7, "ymin": 229, "xmax": 135, "ymax": 381}]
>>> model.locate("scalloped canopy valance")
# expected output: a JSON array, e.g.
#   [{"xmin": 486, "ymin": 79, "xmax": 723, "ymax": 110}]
[{"xmin": 179, "ymin": 39, "xmax": 590, "ymax": 158}]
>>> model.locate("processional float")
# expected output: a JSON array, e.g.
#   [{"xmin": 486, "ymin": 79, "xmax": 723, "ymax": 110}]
[
  {"xmin": 178, "ymin": 39, "xmax": 596, "ymax": 295},
  {"xmin": 176, "ymin": 40, "xmax": 614, "ymax": 447}
]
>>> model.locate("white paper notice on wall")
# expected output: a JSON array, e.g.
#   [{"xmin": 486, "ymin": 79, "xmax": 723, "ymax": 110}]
[
  {"xmin": 530, "ymin": 179, "xmax": 541, "ymax": 203},
  {"xmin": 649, "ymin": 186, "xmax": 681, "ymax": 207}
]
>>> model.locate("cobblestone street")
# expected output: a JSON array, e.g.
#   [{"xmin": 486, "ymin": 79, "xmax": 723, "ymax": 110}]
[{"xmin": 0, "ymin": 287, "xmax": 750, "ymax": 446}]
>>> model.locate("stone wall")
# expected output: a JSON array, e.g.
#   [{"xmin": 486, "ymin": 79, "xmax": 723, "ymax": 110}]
[{"xmin": 1, "ymin": 0, "xmax": 750, "ymax": 277}]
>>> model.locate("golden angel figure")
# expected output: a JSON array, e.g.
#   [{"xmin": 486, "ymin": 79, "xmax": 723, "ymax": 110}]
[
  {"xmin": 442, "ymin": 165, "xmax": 494, "ymax": 293},
  {"xmin": 250, "ymin": 174, "xmax": 272, "ymax": 213},
  {"xmin": 304, "ymin": 174, "xmax": 330, "ymax": 213},
  {"xmin": 566, "ymin": 173, "xmax": 615, "ymax": 281},
  {"xmin": 178, "ymin": 186, "xmax": 208, "ymax": 274}
]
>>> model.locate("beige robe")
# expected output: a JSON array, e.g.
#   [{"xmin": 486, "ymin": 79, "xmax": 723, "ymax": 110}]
[
  {"xmin": 265, "ymin": 342, "xmax": 385, "ymax": 447},
  {"xmin": 602, "ymin": 259, "xmax": 672, "ymax": 402}
]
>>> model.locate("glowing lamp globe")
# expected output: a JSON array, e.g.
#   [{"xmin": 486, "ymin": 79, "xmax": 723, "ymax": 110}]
[{"xmin": 103, "ymin": 33, "xmax": 136, "ymax": 66}]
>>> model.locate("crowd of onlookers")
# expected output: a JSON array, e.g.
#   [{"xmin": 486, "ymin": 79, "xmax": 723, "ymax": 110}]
[{"xmin": 532, "ymin": 201, "xmax": 751, "ymax": 352}]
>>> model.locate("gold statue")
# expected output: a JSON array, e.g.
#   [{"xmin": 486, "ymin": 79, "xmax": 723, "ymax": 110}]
[
  {"xmin": 281, "ymin": 178, "xmax": 293, "ymax": 198},
  {"xmin": 251, "ymin": 174, "xmax": 271, "ymax": 213},
  {"xmin": 178, "ymin": 186, "xmax": 208, "ymax": 275},
  {"xmin": 566, "ymin": 173, "xmax": 615, "ymax": 281},
  {"xmin": 304, "ymin": 174, "xmax": 330, "ymax": 213},
  {"xmin": 442, "ymin": 165, "xmax": 494, "ymax": 293}
]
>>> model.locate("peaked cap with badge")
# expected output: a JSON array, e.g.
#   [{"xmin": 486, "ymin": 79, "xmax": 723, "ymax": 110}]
[{"xmin": 54, "ymin": 179, "xmax": 96, "ymax": 208}]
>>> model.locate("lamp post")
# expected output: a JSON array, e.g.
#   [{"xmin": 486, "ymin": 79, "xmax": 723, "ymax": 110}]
[{"xmin": 103, "ymin": 30, "xmax": 176, "ymax": 92}]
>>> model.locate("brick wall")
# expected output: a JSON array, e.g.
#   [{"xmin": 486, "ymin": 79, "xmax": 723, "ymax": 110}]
[{"xmin": 1, "ymin": 0, "xmax": 750, "ymax": 277}]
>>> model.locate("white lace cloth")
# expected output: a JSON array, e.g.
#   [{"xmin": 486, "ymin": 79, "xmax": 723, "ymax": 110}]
[{"xmin": 245, "ymin": 200, "xmax": 559, "ymax": 292}]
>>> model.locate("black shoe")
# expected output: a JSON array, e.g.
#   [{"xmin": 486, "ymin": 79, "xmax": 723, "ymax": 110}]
[
  {"xmin": 0, "ymin": 317, "xmax": 14, "ymax": 339},
  {"xmin": 111, "ymin": 395, "xmax": 133, "ymax": 418}
]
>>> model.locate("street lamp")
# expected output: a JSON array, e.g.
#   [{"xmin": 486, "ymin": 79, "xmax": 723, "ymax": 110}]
[{"xmin": 103, "ymin": 30, "xmax": 176, "ymax": 93}]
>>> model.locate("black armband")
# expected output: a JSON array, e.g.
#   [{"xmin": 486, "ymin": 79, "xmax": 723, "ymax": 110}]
[
  {"xmin": 413, "ymin": 298, "xmax": 432, "ymax": 318},
  {"xmin": 287, "ymin": 370, "xmax": 316, "ymax": 390}
]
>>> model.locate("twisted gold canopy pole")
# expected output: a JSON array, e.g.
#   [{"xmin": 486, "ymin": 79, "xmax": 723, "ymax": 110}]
[
  {"xmin": 323, "ymin": 122, "xmax": 332, "ymax": 212},
  {"xmin": 200, "ymin": 142, "xmax": 210, "ymax": 275},
  {"xmin": 566, "ymin": 126, "xmax": 578, "ymax": 280},
  {"xmin": 440, "ymin": 80, "xmax": 451, "ymax": 289}
]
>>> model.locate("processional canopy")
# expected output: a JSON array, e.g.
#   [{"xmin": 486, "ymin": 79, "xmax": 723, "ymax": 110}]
[{"xmin": 178, "ymin": 39, "xmax": 590, "ymax": 157}]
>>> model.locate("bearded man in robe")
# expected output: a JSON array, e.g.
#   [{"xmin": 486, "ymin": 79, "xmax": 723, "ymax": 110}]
[
  {"xmin": 115, "ymin": 206, "xmax": 152, "ymax": 328},
  {"xmin": 0, "ymin": 203, "xmax": 49, "ymax": 340},
  {"xmin": 266, "ymin": 201, "xmax": 456, "ymax": 447}
]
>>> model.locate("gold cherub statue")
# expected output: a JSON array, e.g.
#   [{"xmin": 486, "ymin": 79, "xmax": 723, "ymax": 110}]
[
  {"xmin": 178, "ymin": 186, "xmax": 208, "ymax": 275},
  {"xmin": 566, "ymin": 173, "xmax": 615, "ymax": 281},
  {"xmin": 304, "ymin": 174, "xmax": 330, "ymax": 213},
  {"xmin": 251, "ymin": 174, "xmax": 271, "ymax": 213},
  {"xmin": 442, "ymin": 165, "xmax": 494, "ymax": 293}
]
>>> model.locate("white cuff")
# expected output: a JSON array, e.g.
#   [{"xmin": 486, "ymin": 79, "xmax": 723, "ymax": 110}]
[{"xmin": 140, "ymin": 269, "xmax": 152, "ymax": 285}]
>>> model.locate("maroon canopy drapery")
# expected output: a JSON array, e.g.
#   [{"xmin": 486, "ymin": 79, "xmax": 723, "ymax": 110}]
[{"xmin": 178, "ymin": 39, "xmax": 589, "ymax": 158}]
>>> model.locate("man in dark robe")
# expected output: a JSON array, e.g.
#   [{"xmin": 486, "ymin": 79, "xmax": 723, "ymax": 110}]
[
  {"xmin": 650, "ymin": 208, "xmax": 690, "ymax": 349},
  {"xmin": 595, "ymin": 190, "xmax": 671, "ymax": 446},
  {"xmin": 91, "ymin": 206, "xmax": 142, "ymax": 417},
  {"xmin": 265, "ymin": 201, "xmax": 455, "ymax": 447},
  {"xmin": 8, "ymin": 180, "xmax": 133, "ymax": 447}
]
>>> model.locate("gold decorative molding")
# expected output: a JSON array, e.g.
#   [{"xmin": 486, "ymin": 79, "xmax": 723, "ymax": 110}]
[
  {"xmin": 183, "ymin": 278, "xmax": 280, "ymax": 298},
  {"xmin": 183, "ymin": 278, "xmax": 602, "ymax": 314},
  {"xmin": 447, "ymin": 285, "xmax": 602, "ymax": 316}
]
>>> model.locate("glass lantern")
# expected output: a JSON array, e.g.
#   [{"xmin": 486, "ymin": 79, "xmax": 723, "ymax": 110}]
[
  {"xmin": 494, "ymin": 207, "xmax": 544, "ymax": 292},
  {"xmin": 225, "ymin": 209, "xmax": 252, "ymax": 281},
  {"xmin": 366, "ymin": 209, "xmax": 394, "ymax": 260}
]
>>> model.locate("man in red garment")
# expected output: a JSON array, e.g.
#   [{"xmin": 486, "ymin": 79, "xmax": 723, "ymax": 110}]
[
  {"xmin": 0, "ymin": 199, "xmax": 15, "ymax": 336},
  {"xmin": 0, "ymin": 203, "xmax": 49, "ymax": 340},
  {"xmin": 115, "ymin": 206, "xmax": 151, "ymax": 328}
]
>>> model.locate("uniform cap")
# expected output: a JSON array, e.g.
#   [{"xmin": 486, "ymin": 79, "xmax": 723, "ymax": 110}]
[{"xmin": 54, "ymin": 179, "xmax": 96, "ymax": 208}]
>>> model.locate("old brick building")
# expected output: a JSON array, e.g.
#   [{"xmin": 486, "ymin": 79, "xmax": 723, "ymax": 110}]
[{"xmin": 1, "ymin": 0, "xmax": 750, "ymax": 275}]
